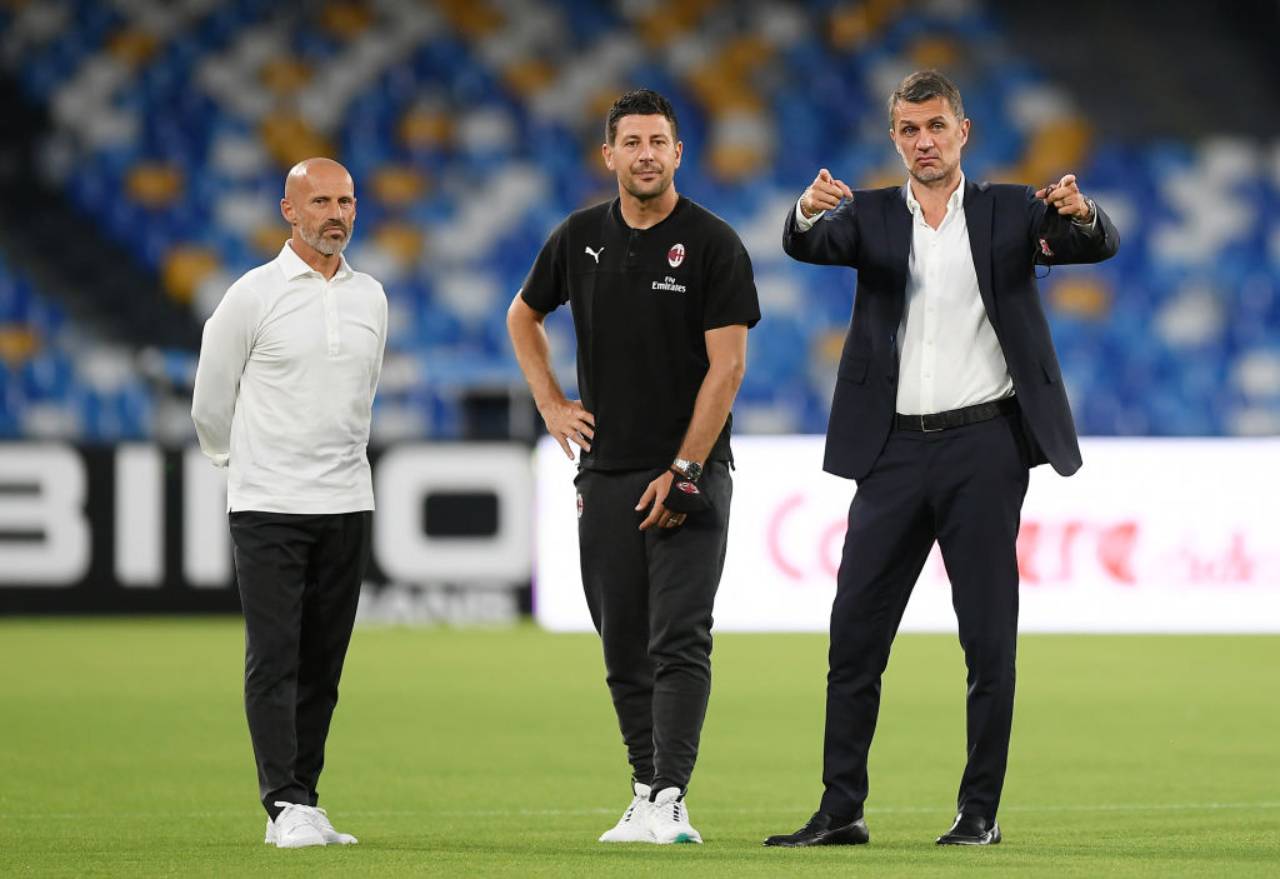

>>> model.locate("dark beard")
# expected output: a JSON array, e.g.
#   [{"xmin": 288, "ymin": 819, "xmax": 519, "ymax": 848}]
[{"xmin": 623, "ymin": 174, "xmax": 670, "ymax": 202}]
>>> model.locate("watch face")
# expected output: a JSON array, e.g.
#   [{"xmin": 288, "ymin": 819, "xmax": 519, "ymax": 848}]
[{"xmin": 673, "ymin": 458, "xmax": 703, "ymax": 480}]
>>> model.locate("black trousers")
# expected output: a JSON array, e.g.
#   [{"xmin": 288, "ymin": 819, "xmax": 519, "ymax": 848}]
[
  {"xmin": 576, "ymin": 462, "xmax": 732, "ymax": 794},
  {"xmin": 229, "ymin": 510, "xmax": 371, "ymax": 819},
  {"xmin": 820, "ymin": 412, "xmax": 1030, "ymax": 823}
]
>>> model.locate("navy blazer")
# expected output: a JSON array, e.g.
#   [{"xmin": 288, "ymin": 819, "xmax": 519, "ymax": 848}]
[{"xmin": 783, "ymin": 179, "xmax": 1119, "ymax": 481}]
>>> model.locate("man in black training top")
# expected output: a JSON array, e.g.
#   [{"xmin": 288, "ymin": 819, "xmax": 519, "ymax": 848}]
[{"xmin": 507, "ymin": 89, "xmax": 759, "ymax": 845}]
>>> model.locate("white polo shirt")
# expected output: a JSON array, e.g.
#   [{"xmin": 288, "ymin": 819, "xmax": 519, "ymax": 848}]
[{"xmin": 192, "ymin": 241, "xmax": 388, "ymax": 513}]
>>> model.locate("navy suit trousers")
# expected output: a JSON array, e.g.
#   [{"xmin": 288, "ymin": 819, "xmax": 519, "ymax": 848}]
[{"xmin": 820, "ymin": 411, "xmax": 1030, "ymax": 823}]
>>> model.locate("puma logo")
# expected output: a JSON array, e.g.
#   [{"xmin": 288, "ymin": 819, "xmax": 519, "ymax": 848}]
[{"xmin": 585, "ymin": 246, "xmax": 604, "ymax": 264}]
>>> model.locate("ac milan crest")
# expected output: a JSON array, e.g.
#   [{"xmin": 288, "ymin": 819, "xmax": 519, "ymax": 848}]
[
  {"xmin": 675, "ymin": 480, "xmax": 699, "ymax": 495},
  {"xmin": 576, "ymin": 493, "xmax": 584, "ymax": 518},
  {"xmin": 667, "ymin": 243, "xmax": 685, "ymax": 268},
  {"xmin": 1039, "ymin": 237, "xmax": 1055, "ymax": 258}
]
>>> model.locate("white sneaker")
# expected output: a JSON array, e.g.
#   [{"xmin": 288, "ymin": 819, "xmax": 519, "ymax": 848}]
[
  {"xmin": 646, "ymin": 787, "xmax": 702, "ymax": 844},
  {"xmin": 265, "ymin": 804, "xmax": 358, "ymax": 846},
  {"xmin": 598, "ymin": 782, "xmax": 655, "ymax": 843},
  {"xmin": 309, "ymin": 806, "xmax": 358, "ymax": 845},
  {"xmin": 267, "ymin": 802, "xmax": 326, "ymax": 848}
]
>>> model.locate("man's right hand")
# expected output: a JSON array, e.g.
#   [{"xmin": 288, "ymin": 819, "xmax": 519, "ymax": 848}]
[
  {"xmin": 800, "ymin": 168, "xmax": 854, "ymax": 218},
  {"xmin": 541, "ymin": 398, "xmax": 596, "ymax": 460}
]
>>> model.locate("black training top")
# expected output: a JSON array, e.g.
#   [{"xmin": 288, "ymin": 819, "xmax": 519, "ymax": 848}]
[{"xmin": 520, "ymin": 195, "xmax": 760, "ymax": 471}]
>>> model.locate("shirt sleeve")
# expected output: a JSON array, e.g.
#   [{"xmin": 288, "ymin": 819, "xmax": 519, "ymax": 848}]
[
  {"xmin": 793, "ymin": 197, "xmax": 825, "ymax": 232},
  {"xmin": 519, "ymin": 218, "xmax": 569, "ymax": 314},
  {"xmin": 702, "ymin": 224, "xmax": 761, "ymax": 331},
  {"xmin": 190, "ymin": 279, "xmax": 258, "ymax": 468},
  {"xmin": 370, "ymin": 284, "xmax": 388, "ymax": 400}
]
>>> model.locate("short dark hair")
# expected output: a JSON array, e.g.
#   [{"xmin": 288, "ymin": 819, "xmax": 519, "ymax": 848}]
[
  {"xmin": 606, "ymin": 89, "xmax": 679, "ymax": 145},
  {"xmin": 888, "ymin": 70, "xmax": 965, "ymax": 125}
]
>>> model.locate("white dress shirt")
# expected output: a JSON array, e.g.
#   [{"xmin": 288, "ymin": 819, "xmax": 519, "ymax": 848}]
[
  {"xmin": 192, "ymin": 241, "xmax": 388, "ymax": 513},
  {"xmin": 794, "ymin": 173, "xmax": 1013, "ymax": 415}
]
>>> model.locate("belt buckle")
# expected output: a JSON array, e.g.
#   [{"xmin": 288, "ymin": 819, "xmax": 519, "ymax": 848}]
[{"xmin": 920, "ymin": 414, "xmax": 943, "ymax": 433}]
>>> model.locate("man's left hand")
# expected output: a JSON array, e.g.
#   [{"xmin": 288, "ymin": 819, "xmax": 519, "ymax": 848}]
[
  {"xmin": 1035, "ymin": 173, "xmax": 1093, "ymax": 222},
  {"xmin": 636, "ymin": 470, "xmax": 685, "ymax": 531}
]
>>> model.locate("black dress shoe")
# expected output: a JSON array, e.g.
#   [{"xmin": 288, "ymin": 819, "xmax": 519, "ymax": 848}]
[
  {"xmin": 936, "ymin": 813, "xmax": 1001, "ymax": 845},
  {"xmin": 762, "ymin": 811, "xmax": 870, "ymax": 847}
]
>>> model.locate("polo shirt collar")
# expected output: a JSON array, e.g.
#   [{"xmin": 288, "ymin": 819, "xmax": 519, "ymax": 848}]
[
  {"xmin": 276, "ymin": 240, "xmax": 354, "ymax": 281},
  {"xmin": 609, "ymin": 194, "xmax": 688, "ymax": 232}
]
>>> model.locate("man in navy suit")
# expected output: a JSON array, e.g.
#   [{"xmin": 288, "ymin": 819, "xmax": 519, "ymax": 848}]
[{"xmin": 763, "ymin": 70, "xmax": 1119, "ymax": 848}]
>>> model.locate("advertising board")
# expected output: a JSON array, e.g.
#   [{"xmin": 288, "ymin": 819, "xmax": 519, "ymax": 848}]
[
  {"xmin": 0, "ymin": 443, "xmax": 530, "ymax": 618},
  {"xmin": 533, "ymin": 437, "xmax": 1280, "ymax": 633}
]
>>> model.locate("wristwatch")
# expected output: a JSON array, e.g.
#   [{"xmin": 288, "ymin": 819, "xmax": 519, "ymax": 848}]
[
  {"xmin": 1071, "ymin": 196, "xmax": 1097, "ymax": 227},
  {"xmin": 672, "ymin": 457, "xmax": 703, "ymax": 481}
]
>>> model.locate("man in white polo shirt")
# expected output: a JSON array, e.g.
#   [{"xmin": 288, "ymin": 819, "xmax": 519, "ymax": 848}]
[{"xmin": 192, "ymin": 157, "xmax": 387, "ymax": 849}]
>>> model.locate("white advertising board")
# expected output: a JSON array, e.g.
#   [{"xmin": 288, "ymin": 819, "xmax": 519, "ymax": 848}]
[{"xmin": 533, "ymin": 436, "xmax": 1280, "ymax": 633}]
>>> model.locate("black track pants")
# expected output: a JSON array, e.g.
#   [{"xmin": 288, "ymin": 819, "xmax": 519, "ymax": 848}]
[{"xmin": 576, "ymin": 463, "xmax": 732, "ymax": 794}]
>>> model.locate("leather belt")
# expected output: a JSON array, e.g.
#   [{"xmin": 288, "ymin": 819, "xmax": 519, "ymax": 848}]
[{"xmin": 895, "ymin": 396, "xmax": 1018, "ymax": 433}]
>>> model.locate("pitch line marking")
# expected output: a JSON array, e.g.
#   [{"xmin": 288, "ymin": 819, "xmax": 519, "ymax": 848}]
[
  {"xmin": 2, "ymin": 801, "xmax": 1278, "ymax": 820},
  {"xmin": 361, "ymin": 801, "xmax": 1280, "ymax": 818}
]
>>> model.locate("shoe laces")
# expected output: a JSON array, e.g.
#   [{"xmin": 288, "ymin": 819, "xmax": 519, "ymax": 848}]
[
  {"xmin": 661, "ymin": 800, "xmax": 686, "ymax": 824},
  {"xmin": 308, "ymin": 807, "xmax": 336, "ymax": 832},
  {"xmin": 621, "ymin": 794, "xmax": 645, "ymax": 823},
  {"xmin": 274, "ymin": 802, "xmax": 330, "ymax": 830}
]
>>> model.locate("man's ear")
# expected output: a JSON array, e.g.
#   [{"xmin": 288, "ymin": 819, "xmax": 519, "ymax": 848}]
[
  {"xmin": 280, "ymin": 198, "xmax": 296, "ymax": 226},
  {"xmin": 601, "ymin": 142, "xmax": 615, "ymax": 172}
]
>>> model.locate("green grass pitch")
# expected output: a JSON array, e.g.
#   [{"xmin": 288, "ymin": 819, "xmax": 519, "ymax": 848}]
[{"xmin": 1, "ymin": 619, "xmax": 1277, "ymax": 877}]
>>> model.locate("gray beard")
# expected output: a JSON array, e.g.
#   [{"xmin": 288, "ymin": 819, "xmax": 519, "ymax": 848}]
[
  {"xmin": 302, "ymin": 226, "xmax": 349, "ymax": 256},
  {"xmin": 910, "ymin": 162, "xmax": 955, "ymax": 185}
]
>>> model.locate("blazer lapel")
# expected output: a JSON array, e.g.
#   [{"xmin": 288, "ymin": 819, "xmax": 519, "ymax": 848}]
[
  {"xmin": 964, "ymin": 179, "xmax": 998, "ymax": 324},
  {"xmin": 885, "ymin": 185, "xmax": 913, "ymax": 322}
]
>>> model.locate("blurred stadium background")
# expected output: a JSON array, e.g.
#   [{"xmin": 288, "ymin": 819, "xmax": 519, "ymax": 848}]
[
  {"xmin": 2, "ymin": 0, "xmax": 1278, "ymax": 616},
  {"xmin": 2, "ymin": 0, "xmax": 1278, "ymax": 446},
  {"xmin": 1, "ymin": 1, "xmax": 1278, "ymax": 874}
]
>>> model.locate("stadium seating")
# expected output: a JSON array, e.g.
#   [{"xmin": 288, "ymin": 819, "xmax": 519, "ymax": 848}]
[
  {"xmin": 0, "ymin": 0, "xmax": 1276, "ymax": 440},
  {"xmin": 0, "ymin": 253, "xmax": 162, "ymax": 440}
]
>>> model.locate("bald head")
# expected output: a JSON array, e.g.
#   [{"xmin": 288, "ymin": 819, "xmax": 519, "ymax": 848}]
[
  {"xmin": 284, "ymin": 157, "xmax": 352, "ymax": 201},
  {"xmin": 281, "ymin": 156, "xmax": 356, "ymax": 259}
]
